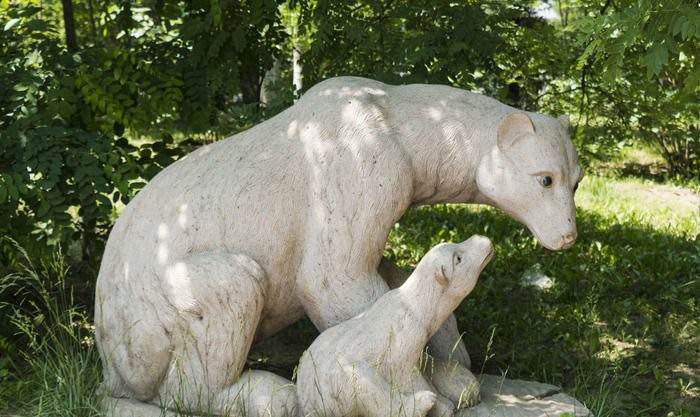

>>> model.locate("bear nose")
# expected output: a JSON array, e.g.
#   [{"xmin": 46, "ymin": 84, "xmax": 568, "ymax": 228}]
[{"xmin": 561, "ymin": 231, "xmax": 577, "ymax": 249}]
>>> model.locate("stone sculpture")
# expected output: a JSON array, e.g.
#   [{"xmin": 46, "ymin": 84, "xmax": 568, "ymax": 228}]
[
  {"xmin": 296, "ymin": 236, "xmax": 494, "ymax": 417},
  {"xmin": 95, "ymin": 76, "xmax": 582, "ymax": 416}
]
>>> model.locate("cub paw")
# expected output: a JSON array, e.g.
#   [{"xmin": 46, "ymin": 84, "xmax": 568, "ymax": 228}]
[
  {"xmin": 408, "ymin": 390, "xmax": 437, "ymax": 417},
  {"xmin": 428, "ymin": 394, "xmax": 455, "ymax": 417},
  {"xmin": 428, "ymin": 361, "xmax": 480, "ymax": 409}
]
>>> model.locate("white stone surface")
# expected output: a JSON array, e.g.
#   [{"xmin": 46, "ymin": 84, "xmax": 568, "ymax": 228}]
[
  {"xmin": 94, "ymin": 76, "xmax": 582, "ymax": 415},
  {"xmin": 458, "ymin": 375, "xmax": 593, "ymax": 417},
  {"xmin": 296, "ymin": 237, "xmax": 494, "ymax": 417}
]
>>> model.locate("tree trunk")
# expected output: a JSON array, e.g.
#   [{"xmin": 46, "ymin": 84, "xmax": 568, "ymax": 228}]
[
  {"xmin": 86, "ymin": 0, "xmax": 97, "ymax": 41},
  {"xmin": 293, "ymin": 46, "xmax": 302, "ymax": 99},
  {"xmin": 260, "ymin": 57, "xmax": 281, "ymax": 105},
  {"xmin": 61, "ymin": 0, "xmax": 79, "ymax": 52}
]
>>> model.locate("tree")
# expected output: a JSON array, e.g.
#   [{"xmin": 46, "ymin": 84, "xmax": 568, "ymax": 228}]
[
  {"xmin": 60, "ymin": 0, "xmax": 78, "ymax": 52},
  {"xmin": 570, "ymin": 0, "xmax": 699, "ymax": 175}
]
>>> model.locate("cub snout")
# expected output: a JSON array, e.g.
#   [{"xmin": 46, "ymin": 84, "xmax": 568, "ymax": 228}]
[{"xmin": 460, "ymin": 235, "xmax": 494, "ymax": 269}]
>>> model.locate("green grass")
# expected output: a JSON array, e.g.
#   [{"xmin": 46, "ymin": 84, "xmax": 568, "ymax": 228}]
[
  {"xmin": 590, "ymin": 143, "xmax": 700, "ymax": 194},
  {"xmin": 1, "ymin": 174, "xmax": 698, "ymax": 416},
  {"xmin": 386, "ymin": 175, "xmax": 699, "ymax": 416},
  {"xmin": 0, "ymin": 243, "xmax": 102, "ymax": 417}
]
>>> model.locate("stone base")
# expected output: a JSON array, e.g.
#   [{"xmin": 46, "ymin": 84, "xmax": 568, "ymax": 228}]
[
  {"xmin": 102, "ymin": 374, "xmax": 593, "ymax": 417},
  {"xmin": 458, "ymin": 375, "xmax": 593, "ymax": 417},
  {"xmin": 102, "ymin": 397, "xmax": 174, "ymax": 417}
]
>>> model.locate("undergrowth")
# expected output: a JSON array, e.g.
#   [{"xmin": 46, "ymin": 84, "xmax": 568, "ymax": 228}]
[
  {"xmin": 0, "ymin": 241, "xmax": 101, "ymax": 416},
  {"xmin": 0, "ymin": 173, "xmax": 698, "ymax": 416}
]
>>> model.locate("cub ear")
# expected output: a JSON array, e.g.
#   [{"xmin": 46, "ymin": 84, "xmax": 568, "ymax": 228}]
[
  {"xmin": 558, "ymin": 114, "xmax": 571, "ymax": 129},
  {"xmin": 497, "ymin": 112, "xmax": 535, "ymax": 152},
  {"xmin": 435, "ymin": 265, "xmax": 449, "ymax": 287}
]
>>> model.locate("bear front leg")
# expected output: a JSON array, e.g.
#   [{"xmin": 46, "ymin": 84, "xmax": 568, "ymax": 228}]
[{"xmin": 297, "ymin": 216, "xmax": 396, "ymax": 330}]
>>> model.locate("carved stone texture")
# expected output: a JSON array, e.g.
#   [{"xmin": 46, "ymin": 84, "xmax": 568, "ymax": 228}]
[
  {"xmin": 95, "ymin": 76, "xmax": 582, "ymax": 415},
  {"xmin": 296, "ymin": 236, "xmax": 494, "ymax": 417},
  {"xmin": 458, "ymin": 375, "xmax": 593, "ymax": 417}
]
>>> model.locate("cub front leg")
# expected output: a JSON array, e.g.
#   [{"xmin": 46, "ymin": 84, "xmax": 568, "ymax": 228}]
[
  {"xmin": 379, "ymin": 257, "xmax": 471, "ymax": 368},
  {"xmin": 404, "ymin": 369, "xmax": 455, "ymax": 417},
  {"xmin": 424, "ymin": 357, "xmax": 480, "ymax": 409},
  {"xmin": 380, "ymin": 257, "xmax": 479, "ymax": 408},
  {"xmin": 342, "ymin": 361, "xmax": 437, "ymax": 417}
]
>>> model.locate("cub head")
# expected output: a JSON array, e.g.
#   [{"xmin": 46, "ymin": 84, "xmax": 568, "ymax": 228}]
[
  {"xmin": 476, "ymin": 112, "xmax": 583, "ymax": 250},
  {"xmin": 423, "ymin": 235, "xmax": 493, "ymax": 302}
]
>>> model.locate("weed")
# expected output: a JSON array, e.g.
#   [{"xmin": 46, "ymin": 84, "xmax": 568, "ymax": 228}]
[{"xmin": 0, "ymin": 240, "xmax": 102, "ymax": 416}]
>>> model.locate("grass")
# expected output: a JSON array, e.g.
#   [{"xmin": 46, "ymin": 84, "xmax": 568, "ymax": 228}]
[
  {"xmin": 386, "ymin": 175, "xmax": 699, "ymax": 417},
  {"xmin": 591, "ymin": 143, "xmax": 700, "ymax": 194},
  {"xmin": 1, "ymin": 173, "xmax": 698, "ymax": 416},
  {"xmin": 0, "ymin": 242, "xmax": 101, "ymax": 417}
]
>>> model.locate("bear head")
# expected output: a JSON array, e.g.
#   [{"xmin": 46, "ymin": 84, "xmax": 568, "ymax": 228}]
[{"xmin": 476, "ymin": 112, "xmax": 583, "ymax": 250}]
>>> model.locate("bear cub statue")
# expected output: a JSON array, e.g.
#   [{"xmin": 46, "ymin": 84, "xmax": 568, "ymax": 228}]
[{"xmin": 296, "ymin": 235, "xmax": 494, "ymax": 417}]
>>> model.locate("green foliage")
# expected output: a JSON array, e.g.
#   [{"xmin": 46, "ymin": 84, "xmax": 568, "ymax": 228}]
[
  {"xmin": 168, "ymin": 0, "xmax": 289, "ymax": 132},
  {"xmin": 0, "ymin": 2, "xmax": 255, "ymax": 264},
  {"xmin": 566, "ymin": 0, "xmax": 699, "ymax": 176},
  {"xmin": 572, "ymin": 0, "xmax": 699, "ymax": 87},
  {"xmin": 302, "ymin": 0, "xmax": 522, "ymax": 89},
  {"xmin": 0, "ymin": 5, "xmax": 183, "ymax": 264}
]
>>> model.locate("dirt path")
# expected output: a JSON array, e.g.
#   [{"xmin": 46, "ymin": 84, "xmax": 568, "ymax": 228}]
[{"xmin": 636, "ymin": 183, "xmax": 700, "ymax": 206}]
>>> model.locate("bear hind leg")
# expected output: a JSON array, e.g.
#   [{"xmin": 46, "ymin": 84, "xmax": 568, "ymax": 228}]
[{"xmin": 154, "ymin": 251, "xmax": 273, "ymax": 415}]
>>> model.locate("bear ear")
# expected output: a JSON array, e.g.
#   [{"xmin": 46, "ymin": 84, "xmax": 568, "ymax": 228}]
[
  {"xmin": 497, "ymin": 112, "xmax": 535, "ymax": 152},
  {"xmin": 435, "ymin": 265, "xmax": 449, "ymax": 287},
  {"xmin": 558, "ymin": 114, "xmax": 571, "ymax": 129}
]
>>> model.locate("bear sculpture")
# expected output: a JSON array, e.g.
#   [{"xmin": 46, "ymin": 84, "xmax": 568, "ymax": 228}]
[{"xmin": 95, "ymin": 77, "xmax": 581, "ymax": 416}]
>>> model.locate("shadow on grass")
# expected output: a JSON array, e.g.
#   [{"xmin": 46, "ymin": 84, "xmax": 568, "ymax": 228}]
[{"xmin": 614, "ymin": 161, "xmax": 670, "ymax": 183}]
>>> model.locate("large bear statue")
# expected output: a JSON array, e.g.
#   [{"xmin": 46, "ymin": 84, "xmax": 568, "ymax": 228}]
[{"xmin": 95, "ymin": 76, "xmax": 582, "ymax": 416}]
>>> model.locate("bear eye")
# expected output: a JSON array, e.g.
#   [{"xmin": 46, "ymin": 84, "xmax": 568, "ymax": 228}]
[
  {"xmin": 573, "ymin": 181, "xmax": 579, "ymax": 194},
  {"xmin": 454, "ymin": 253, "xmax": 462, "ymax": 265},
  {"xmin": 539, "ymin": 176, "xmax": 553, "ymax": 187}
]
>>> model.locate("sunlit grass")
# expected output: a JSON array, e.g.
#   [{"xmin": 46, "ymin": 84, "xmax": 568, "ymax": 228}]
[{"xmin": 576, "ymin": 175, "xmax": 699, "ymax": 238}]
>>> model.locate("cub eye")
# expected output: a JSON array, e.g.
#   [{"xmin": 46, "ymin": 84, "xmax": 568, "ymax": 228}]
[
  {"xmin": 539, "ymin": 176, "xmax": 553, "ymax": 187},
  {"xmin": 454, "ymin": 254, "xmax": 462, "ymax": 265}
]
